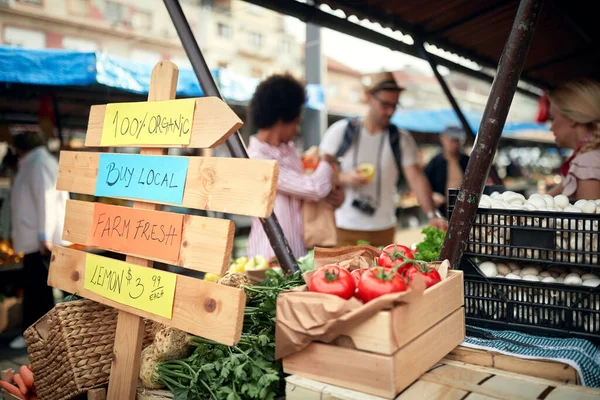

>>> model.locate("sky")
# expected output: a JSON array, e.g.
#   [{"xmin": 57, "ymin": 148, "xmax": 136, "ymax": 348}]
[{"xmin": 283, "ymin": 14, "xmax": 437, "ymax": 75}]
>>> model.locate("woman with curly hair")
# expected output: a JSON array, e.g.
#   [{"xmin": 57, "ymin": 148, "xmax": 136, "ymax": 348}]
[
  {"xmin": 245, "ymin": 74, "xmax": 342, "ymax": 259},
  {"xmin": 548, "ymin": 78, "xmax": 600, "ymax": 200}
]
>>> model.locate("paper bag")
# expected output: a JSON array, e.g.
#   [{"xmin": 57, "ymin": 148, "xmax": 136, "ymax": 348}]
[
  {"xmin": 275, "ymin": 245, "xmax": 428, "ymax": 359},
  {"xmin": 302, "ymin": 200, "xmax": 337, "ymax": 248}
]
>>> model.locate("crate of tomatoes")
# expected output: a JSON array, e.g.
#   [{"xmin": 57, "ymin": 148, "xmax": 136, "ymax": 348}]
[{"xmin": 276, "ymin": 244, "xmax": 465, "ymax": 399}]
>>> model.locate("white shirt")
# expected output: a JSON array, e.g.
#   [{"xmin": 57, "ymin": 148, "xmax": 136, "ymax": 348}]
[
  {"xmin": 11, "ymin": 147, "xmax": 69, "ymax": 254},
  {"xmin": 320, "ymin": 119, "xmax": 418, "ymax": 231}
]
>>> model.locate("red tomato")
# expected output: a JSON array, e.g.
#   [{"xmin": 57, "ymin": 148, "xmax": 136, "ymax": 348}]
[
  {"xmin": 358, "ymin": 267, "xmax": 408, "ymax": 303},
  {"xmin": 350, "ymin": 269, "xmax": 363, "ymax": 286},
  {"xmin": 405, "ymin": 264, "xmax": 441, "ymax": 289},
  {"xmin": 309, "ymin": 265, "xmax": 355, "ymax": 300},
  {"xmin": 378, "ymin": 244, "xmax": 415, "ymax": 270}
]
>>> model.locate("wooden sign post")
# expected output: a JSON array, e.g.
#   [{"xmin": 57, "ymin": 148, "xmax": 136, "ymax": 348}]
[{"xmin": 48, "ymin": 61, "xmax": 279, "ymax": 399}]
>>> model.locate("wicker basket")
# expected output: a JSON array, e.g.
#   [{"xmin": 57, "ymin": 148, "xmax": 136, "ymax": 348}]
[{"xmin": 24, "ymin": 299, "xmax": 153, "ymax": 400}]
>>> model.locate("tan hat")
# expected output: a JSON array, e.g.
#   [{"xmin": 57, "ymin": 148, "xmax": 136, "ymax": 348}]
[{"xmin": 362, "ymin": 71, "xmax": 405, "ymax": 93}]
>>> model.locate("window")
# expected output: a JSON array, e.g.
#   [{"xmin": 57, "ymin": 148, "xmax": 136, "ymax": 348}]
[
  {"xmin": 132, "ymin": 10, "xmax": 152, "ymax": 31},
  {"xmin": 248, "ymin": 32, "xmax": 263, "ymax": 47},
  {"xmin": 280, "ymin": 38, "xmax": 292, "ymax": 54},
  {"xmin": 62, "ymin": 37, "xmax": 98, "ymax": 52},
  {"xmin": 217, "ymin": 22, "xmax": 232, "ymax": 38},
  {"xmin": 69, "ymin": 0, "xmax": 88, "ymax": 16},
  {"xmin": 3, "ymin": 26, "xmax": 45, "ymax": 49},
  {"xmin": 131, "ymin": 49, "xmax": 162, "ymax": 66},
  {"xmin": 326, "ymin": 84, "xmax": 338, "ymax": 98},
  {"xmin": 104, "ymin": 1, "xmax": 123, "ymax": 24}
]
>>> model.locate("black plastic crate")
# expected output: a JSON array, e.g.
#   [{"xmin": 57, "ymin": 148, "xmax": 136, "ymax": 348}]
[
  {"xmin": 448, "ymin": 188, "xmax": 600, "ymax": 268},
  {"xmin": 460, "ymin": 258, "xmax": 600, "ymax": 342}
]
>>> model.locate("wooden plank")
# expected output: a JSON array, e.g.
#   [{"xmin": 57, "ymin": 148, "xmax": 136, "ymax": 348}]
[
  {"xmin": 398, "ymin": 380, "xmax": 469, "ymax": 400},
  {"xmin": 48, "ymin": 246, "xmax": 245, "ymax": 345},
  {"xmin": 340, "ymin": 271, "xmax": 463, "ymax": 355},
  {"xmin": 57, "ymin": 151, "xmax": 279, "ymax": 218},
  {"xmin": 446, "ymin": 346, "xmax": 579, "ymax": 384},
  {"xmin": 85, "ymin": 97, "xmax": 243, "ymax": 148},
  {"xmin": 439, "ymin": 359, "xmax": 600, "ymax": 397},
  {"xmin": 63, "ymin": 200, "xmax": 234, "ymax": 275},
  {"xmin": 106, "ymin": 60, "xmax": 179, "ymax": 400},
  {"xmin": 393, "ymin": 309, "xmax": 466, "ymax": 395}
]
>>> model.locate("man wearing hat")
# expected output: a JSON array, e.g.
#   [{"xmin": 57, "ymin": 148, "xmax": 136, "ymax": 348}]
[
  {"xmin": 320, "ymin": 71, "xmax": 447, "ymax": 247},
  {"xmin": 424, "ymin": 126, "xmax": 471, "ymax": 218},
  {"xmin": 8, "ymin": 131, "xmax": 69, "ymax": 349}
]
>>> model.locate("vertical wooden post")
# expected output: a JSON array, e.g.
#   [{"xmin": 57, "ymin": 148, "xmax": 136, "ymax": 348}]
[
  {"xmin": 106, "ymin": 61, "xmax": 178, "ymax": 399},
  {"xmin": 439, "ymin": 0, "xmax": 544, "ymax": 267}
]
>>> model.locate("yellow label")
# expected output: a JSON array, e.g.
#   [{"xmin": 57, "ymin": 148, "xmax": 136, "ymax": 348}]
[
  {"xmin": 100, "ymin": 99, "xmax": 195, "ymax": 146},
  {"xmin": 83, "ymin": 254, "xmax": 177, "ymax": 319}
]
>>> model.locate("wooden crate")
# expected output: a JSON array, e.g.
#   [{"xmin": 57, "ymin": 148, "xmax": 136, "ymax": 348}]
[
  {"xmin": 286, "ymin": 359, "xmax": 600, "ymax": 400},
  {"xmin": 446, "ymin": 346, "xmax": 580, "ymax": 385},
  {"xmin": 283, "ymin": 271, "xmax": 465, "ymax": 398}
]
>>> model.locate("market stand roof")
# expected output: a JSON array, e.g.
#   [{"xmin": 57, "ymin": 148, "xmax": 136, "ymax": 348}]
[{"xmin": 248, "ymin": 0, "xmax": 599, "ymax": 90}]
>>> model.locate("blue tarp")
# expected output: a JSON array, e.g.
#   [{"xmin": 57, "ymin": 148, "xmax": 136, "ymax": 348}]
[
  {"xmin": 0, "ymin": 46, "xmax": 328, "ymax": 108},
  {"xmin": 391, "ymin": 108, "xmax": 550, "ymax": 135}
]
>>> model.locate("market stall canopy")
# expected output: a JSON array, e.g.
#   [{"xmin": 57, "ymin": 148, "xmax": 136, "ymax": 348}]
[
  {"xmin": 247, "ymin": 0, "xmax": 598, "ymax": 90},
  {"xmin": 0, "ymin": 46, "xmax": 326, "ymax": 127},
  {"xmin": 391, "ymin": 108, "xmax": 551, "ymax": 141}
]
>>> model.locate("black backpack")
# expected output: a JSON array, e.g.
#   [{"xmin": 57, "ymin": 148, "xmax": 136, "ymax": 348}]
[{"xmin": 334, "ymin": 118, "xmax": 405, "ymax": 188}]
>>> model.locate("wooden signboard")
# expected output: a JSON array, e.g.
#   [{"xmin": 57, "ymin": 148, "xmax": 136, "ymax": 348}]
[{"xmin": 48, "ymin": 61, "xmax": 278, "ymax": 400}]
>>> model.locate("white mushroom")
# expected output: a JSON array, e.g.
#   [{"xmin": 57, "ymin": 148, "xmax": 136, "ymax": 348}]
[
  {"xmin": 522, "ymin": 275, "xmax": 540, "ymax": 282},
  {"xmin": 479, "ymin": 261, "xmax": 498, "ymax": 277},
  {"xmin": 520, "ymin": 266, "xmax": 540, "ymax": 277},
  {"xmin": 564, "ymin": 275, "xmax": 583, "ymax": 285},
  {"xmin": 556, "ymin": 276, "xmax": 565, "ymax": 283},
  {"xmin": 575, "ymin": 199, "xmax": 588, "ymax": 209},
  {"xmin": 542, "ymin": 194, "xmax": 555, "ymax": 207},
  {"xmin": 564, "ymin": 205, "xmax": 582, "ymax": 213},
  {"xmin": 582, "ymin": 200, "xmax": 597, "ymax": 214},
  {"xmin": 508, "ymin": 263, "xmax": 520, "ymax": 271},
  {"xmin": 490, "ymin": 191, "xmax": 502, "ymax": 199},
  {"xmin": 496, "ymin": 263, "xmax": 511, "ymax": 276},
  {"xmin": 504, "ymin": 273, "xmax": 522, "ymax": 280},
  {"xmin": 542, "ymin": 276, "xmax": 557, "ymax": 283},
  {"xmin": 539, "ymin": 271, "xmax": 551, "ymax": 278},
  {"xmin": 554, "ymin": 195, "xmax": 570, "ymax": 209},
  {"xmin": 581, "ymin": 273, "xmax": 599, "ymax": 281},
  {"xmin": 527, "ymin": 197, "xmax": 547, "ymax": 209},
  {"xmin": 583, "ymin": 279, "xmax": 600, "ymax": 287}
]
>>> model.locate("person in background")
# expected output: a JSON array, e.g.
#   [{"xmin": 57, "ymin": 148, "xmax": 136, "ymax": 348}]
[
  {"xmin": 246, "ymin": 74, "xmax": 343, "ymax": 259},
  {"xmin": 9, "ymin": 131, "xmax": 69, "ymax": 349},
  {"xmin": 547, "ymin": 78, "xmax": 600, "ymax": 200},
  {"xmin": 424, "ymin": 126, "xmax": 470, "ymax": 218},
  {"xmin": 319, "ymin": 71, "xmax": 447, "ymax": 247}
]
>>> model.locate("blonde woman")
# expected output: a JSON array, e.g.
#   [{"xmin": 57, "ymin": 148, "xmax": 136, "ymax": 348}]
[{"xmin": 548, "ymin": 78, "xmax": 600, "ymax": 200}]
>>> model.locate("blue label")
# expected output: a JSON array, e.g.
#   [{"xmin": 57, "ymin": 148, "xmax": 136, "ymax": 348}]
[{"xmin": 95, "ymin": 154, "xmax": 189, "ymax": 204}]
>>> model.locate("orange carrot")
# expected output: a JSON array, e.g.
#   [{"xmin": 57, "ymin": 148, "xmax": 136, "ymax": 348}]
[
  {"xmin": 19, "ymin": 366, "xmax": 34, "ymax": 388},
  {"xmin": 12, "ymin": 374, "xmax": 28, "ymax": 395},
  {"xmin": 0, "ymin": 380, "xmax": 26, "ymax": 399}
]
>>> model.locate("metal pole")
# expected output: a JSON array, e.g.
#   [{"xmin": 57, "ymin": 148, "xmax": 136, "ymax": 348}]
[
  {"xmin": 439, "ymin": 0, "xmax": 544, "ymax": 267},
  {"xmin": 163, "ymin": 0, "xmax": 299, "ymax": 274},
  {"xmin": 303, "ymin": 20, "xmax": 326, "ymax": 150},
  {"xmin": 416, "ymin": 40, "xmax": 503, "ymax": 185}
]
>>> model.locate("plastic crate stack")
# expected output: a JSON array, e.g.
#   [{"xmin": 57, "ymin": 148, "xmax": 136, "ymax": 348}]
[{"xmin": 447, "ymin": 188, "xmax": 600, "ymax": 343}]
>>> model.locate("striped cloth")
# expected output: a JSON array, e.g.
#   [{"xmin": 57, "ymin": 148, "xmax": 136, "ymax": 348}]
[
  {"xmin": 463, "ymin": 325, "xmax": 600, "ymax": 387},
  {"xmin": 246, "ymin": 136, "xmax": 333, "ymax": 259}
]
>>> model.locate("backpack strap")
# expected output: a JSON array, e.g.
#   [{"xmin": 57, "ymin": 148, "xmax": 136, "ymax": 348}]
[
  {"xmin": 335, "ymin": 118, "xmax": 360, "ymax": 160},
  {"xmin": 388, "ymin": 123, "xmax": 404, "ymax": 186}
]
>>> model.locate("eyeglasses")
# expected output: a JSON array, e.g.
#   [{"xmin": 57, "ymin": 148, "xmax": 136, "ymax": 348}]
[{"xmin": 373, "ymin": 93, "xmax": 400, "ymax": 111}]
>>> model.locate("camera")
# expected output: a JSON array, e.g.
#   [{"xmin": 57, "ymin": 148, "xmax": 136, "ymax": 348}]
[{"xmin": 351, "ymin": 196, "xmax": 377, "ymax": 215}]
